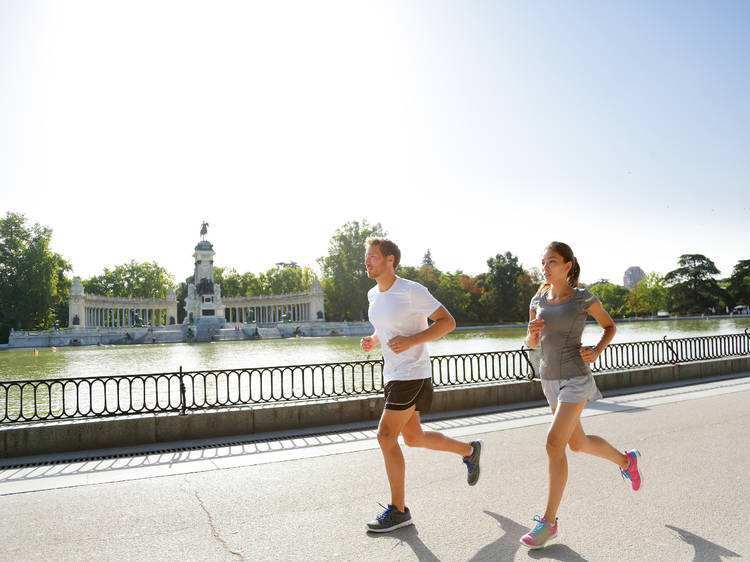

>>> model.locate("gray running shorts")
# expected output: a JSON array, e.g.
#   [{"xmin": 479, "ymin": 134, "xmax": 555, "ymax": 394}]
[{"xmin": 541, "ymin": 374, "xmax": 602, "ymax": 410}]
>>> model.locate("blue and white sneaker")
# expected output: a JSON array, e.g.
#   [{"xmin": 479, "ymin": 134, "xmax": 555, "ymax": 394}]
[
  {"xmin": 463, "ymin": 440, "xmax": 483, "ymax": 486},
  {"xmin": 365, "ymin": 503, "xmax": 413, "ymax": 533}
]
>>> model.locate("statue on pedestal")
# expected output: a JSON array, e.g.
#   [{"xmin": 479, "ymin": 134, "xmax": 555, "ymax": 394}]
[{"xmin": 200, "ymin": 221, "xmax": 209, "ymax": 241}]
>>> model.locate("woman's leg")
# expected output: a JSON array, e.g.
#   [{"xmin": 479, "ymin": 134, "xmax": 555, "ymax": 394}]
[
  {"xmin": 544, "ymin": 401, "xmax": 586, "ymax": 523},
  {"xmin": 567, "ymin": 420, "xmax": 628, "ymax": 468}
]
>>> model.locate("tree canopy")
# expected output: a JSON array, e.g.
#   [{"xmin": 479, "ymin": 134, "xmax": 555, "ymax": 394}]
[
  {"xmin": 317, "ymin": 220, "xmax": 385, "ymax": 321},
  {"xmin": 587, "ymin": 280, "xmax": 630, "ymax": 317},
  {"xmin": 0, "ymin": 212, "xmax": 70, "ymax": 342},
  {"xmin": 727, "ymin": 259, "xmax": 750, "ymax": 307},
  {"xmin": 83, "ymin": 260, "xmax": 175, "ymax": 298},
  {"xmin": 665, "ymin": 254, "xmax": 724, "ymax": 314}
]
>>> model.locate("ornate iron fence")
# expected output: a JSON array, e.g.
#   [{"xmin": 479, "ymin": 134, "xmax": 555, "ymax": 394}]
[{"xmin": 1, "ymin": 331, "xmax": 748, "ymax": 424}]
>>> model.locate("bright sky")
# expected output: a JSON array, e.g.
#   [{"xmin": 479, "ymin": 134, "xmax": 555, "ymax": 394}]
[{"xmin": 1, "ymin": 1, "xmax": 748, "ymax": 286}]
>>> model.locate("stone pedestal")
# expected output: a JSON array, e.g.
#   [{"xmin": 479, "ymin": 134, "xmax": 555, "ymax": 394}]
[{"xmin": 185, "ymin": 239, "xmax": 225, "ymax": 331}]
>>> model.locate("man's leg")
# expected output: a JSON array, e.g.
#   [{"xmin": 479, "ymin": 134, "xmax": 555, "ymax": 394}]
[
  {"xmin": 400, "ymin": 410, "xmax": 473, "ymax": 456},
  {"xmin": 377, "ymin": 405, "xmax": 418, "ymax": 511}
]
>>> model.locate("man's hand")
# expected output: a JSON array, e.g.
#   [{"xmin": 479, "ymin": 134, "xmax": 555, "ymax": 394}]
[
  {"xmin": 387, "ymin": 335, "xmax": 415, "ymax": 354},
  {"xmin": 360, "ymin": 336, "xmax": 375, "ymax": 353}
]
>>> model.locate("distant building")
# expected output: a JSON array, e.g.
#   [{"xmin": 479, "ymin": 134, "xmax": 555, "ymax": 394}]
[{"xmin": 623, "ymin": 266, "xmax": 646, "ymax": 289}]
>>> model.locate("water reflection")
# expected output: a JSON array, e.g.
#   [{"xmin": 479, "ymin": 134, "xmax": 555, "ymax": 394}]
[{"xmin": 1, "ymin": 317, "xmax": 748, "ymax": 382}]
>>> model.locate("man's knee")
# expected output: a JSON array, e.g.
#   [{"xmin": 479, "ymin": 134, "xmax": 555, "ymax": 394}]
[
  {"xmin": 377, "ymin": 422, "xmax": 400, "ymax": 448},
  {"xmin": 402, "ymin": 430, "xmax": 424, "ymax": 448}
]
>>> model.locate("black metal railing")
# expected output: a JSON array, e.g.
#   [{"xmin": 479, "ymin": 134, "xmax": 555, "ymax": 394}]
[{"xmin": 1, "ymin": 331, "xmax": 748, "ymax": 424}]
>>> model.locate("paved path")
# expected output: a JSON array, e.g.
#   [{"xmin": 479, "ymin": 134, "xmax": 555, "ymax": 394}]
[{"xmin": 1, "ymin": 374, "xmax": 749, "ymax": 561}]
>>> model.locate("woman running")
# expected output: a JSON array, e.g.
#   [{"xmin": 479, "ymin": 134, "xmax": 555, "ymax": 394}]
[{"xmin": 520, "ymin": 241, "xmax": 642, "ymax": 549}]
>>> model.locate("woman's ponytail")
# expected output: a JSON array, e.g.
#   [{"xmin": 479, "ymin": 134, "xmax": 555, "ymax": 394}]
[{"xmin": 568, "ymin": 256, "xmax": 581, "ymax": 288}]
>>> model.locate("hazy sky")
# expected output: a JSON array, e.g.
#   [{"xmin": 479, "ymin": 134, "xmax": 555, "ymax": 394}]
[{"xmin": 1, "ymin": 1, "xmax": 748, "ymax": 286}]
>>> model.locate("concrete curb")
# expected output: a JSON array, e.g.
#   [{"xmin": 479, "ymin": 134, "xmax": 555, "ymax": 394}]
[{"xmin": 2, "ymin": 356, "xmax": 749, "ymax": 459}]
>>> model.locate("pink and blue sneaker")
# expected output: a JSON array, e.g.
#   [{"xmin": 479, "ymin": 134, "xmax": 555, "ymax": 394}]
[
  {"xmin": 520, "ymin": 515, "xmax": 559, "ymax": 549},
  {"xmin": 620, "ymin": 449, "xmax": 642, "ymax": 491}
]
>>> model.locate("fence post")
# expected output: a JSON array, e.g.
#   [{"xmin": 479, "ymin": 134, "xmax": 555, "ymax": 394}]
[
  {"xmin": 179, "ymin": 366, "xmax": 187, "ymax": 416},
  {"xmin": 663, "ymin": 335, "xmax": 679, "ymax": 364},
  {"xmin": 520, "ymin": 345, "xmax": 537, "ymax": 379}
]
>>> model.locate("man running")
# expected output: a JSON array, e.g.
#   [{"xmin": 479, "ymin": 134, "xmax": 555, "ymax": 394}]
[{"xmin": 361, "ymin": 237, "xmax": 482, "ymax": 533}]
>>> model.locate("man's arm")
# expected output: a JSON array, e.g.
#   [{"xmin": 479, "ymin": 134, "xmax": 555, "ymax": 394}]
[{"xmin": 386, "ymin": 306, "xmax": 456, "ymax": 354}]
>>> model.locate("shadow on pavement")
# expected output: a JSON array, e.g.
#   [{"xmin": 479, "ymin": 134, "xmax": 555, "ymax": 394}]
[
  {"xmin": 469, "ymin": 511, "xmax": 588, "ymax": 562},
  {"xmin": 366, "ymin": 525, "xmax": 440, "ymax": 562},
  {"xmin": 666, "ymin": 525, "xmax": 742, "ymax": 562},
  {"xmin": 585, "ymin": 401, "xmax": 647, "ymax": 413}
]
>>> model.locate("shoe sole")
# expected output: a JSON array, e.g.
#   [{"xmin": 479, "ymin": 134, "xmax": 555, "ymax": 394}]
[
  {"xmin": 468, "ymin": 439, "xmax": 484, "ymax": 486},
  {"xmin": 520, "ymin": 532, "xmax": 559, "ymax": 549},
  {"xmin": 365, "ymin": 518, "xmax": 414, "ymax": 533}
]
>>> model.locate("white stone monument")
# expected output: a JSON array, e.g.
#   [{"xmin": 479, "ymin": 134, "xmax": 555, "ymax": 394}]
[{"xmin": 185, "ymin": 222, "xmax": 225, "ymax": 331}]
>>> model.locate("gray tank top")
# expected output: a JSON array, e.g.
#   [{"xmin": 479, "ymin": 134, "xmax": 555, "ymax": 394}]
[{"xmin": 530, "ymin": 287, "xmax": 599, "ymax": 380}]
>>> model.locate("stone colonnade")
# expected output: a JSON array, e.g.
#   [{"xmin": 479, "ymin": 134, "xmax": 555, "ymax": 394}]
[
  {"xmin": 68, "ymin": 277, "xmax": 179, "ymax": 329},
  {"xmin": 222, "ymin": 284, "xmax": 325, "ymax": 325},
  {"xmin": 84, "ymin": 306, "xmax": 173, "ymax": 328},
  {"xmin": 224, "ymin": 302, "xmax": 312, "ymax": 324}
]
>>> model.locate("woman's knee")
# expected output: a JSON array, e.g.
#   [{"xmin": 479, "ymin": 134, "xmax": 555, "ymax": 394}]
[
  {"xmin": 546, "ymin": 432, "xmax": 568, "ymax": 456},
  {"xmin": 568, "ymin": 435, "xmax": 587, "ymax": 453}
]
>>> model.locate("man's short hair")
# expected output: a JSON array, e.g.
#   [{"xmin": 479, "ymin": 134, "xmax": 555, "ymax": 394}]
[{"xmin": 365, "ymin": 237, "xmax": 401, "ymax": 269}]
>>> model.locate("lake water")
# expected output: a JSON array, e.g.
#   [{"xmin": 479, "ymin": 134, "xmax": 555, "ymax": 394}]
[{"xmin": 1, "ymin": 317, "xmax": 749, "ymax": 382}]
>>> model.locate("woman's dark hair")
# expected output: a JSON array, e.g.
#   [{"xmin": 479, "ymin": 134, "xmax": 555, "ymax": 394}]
[{"xmin": 537, "ymin": 241, "xmax": 580, "ymax": 294}]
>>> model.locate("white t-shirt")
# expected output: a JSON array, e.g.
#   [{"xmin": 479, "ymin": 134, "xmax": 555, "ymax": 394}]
[{"xmin": 367, "ymin": 277, "xmax": 442, "ymax": 383}]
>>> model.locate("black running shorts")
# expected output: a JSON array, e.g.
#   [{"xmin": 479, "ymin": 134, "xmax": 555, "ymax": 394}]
[{"xmin": 383, "ymin": 378, "xmax": 434, "ymax": 412}]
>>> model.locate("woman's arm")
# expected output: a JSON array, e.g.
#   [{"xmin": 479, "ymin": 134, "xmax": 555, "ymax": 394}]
[
  {"xmin": 526, "ymin": 308, "xmax": 544, "ymax": 349},
  {"xmin": 580, "ymin": 300, "xmax": 616, "ymax": 362}
]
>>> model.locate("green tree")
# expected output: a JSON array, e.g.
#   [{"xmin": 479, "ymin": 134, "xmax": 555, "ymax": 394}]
[
  {"xmin": 396, "ymin": 264, "xmax": 419, "ymax": 281},
  {"xmin": 665, "ymin": 254, "xmax": 724, "ymax": 314},
  {"xmin": 318, "ymin": 220, "xmax": 386, "ymax": 321},
  {"xmin": 0, "ymin": 212, "xmax": 70, "ymax": 342},
  {"xmin": 83, "ymin": 260, "xmax": 175, "ymax": 298},
  {"xmin": 459, "ymin": 274, "xmax": 489, "ymax": 322},
  {"xmin": 261, "ymin": 264, "xmax": 316, "ymax": 294},
  {"xmin": 588, "ymin": 280, "xmax": 630, "ymax": 317},
  {"xmin": 727, "ymin": 259, "xmax": 750, "ymax": 307},
  {"xmin": 518, "ymin": 267, "xmax": 543, "ymax": 319},
  {"xmin": 626, "ymin": 272, "xmax": 667, "ymax": 316},
  {"xmin": 434, "ymin": 271, "xmax": 475, "ymax": 322},
  {"xmin": 416, "ymin": 265, "xmax": 440, "ymax": 294},
  {"xmin": 480, "ymin": 252, "xmax": 524, "ymax": 322}
]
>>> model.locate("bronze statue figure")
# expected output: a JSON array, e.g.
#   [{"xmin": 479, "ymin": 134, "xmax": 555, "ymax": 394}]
[{"xmin": 200, "ymin": 221, "xmax": 209, "ymax": 240}]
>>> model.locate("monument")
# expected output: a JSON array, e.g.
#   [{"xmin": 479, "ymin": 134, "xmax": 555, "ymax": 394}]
[{"xmin": 184, "ymin": 222, "xmax": 225, "ymax": 336}]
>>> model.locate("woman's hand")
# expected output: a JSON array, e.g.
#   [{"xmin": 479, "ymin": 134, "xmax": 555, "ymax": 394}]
[
  {"xmin": 579, "ymin": 346, "xmax": 599, "ymax": 363},
  {"xmin": 527, "ymin": 316, "xmax": 545, "ymax": 336}
]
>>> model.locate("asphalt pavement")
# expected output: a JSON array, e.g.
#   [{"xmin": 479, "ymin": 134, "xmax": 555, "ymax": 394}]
[{"xmin": 1, "ymin": 374, "xmax": 748, "ymax": 561}]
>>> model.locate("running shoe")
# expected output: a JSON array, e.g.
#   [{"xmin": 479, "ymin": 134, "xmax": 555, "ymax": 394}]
[
  {"xmin": 620, "ymin": 449, "xmax": 642, "ymax": 491},
  {"xmin": 365, "ymin": 503, "xmax": 413, "ymax": 533},
  {"xmin": 520, "ymin": 515, "xmax": 559, "ymax": 549},
  {"xmin": 463, "ymin": 440, "xmax": 483, "ymax": 486}
]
